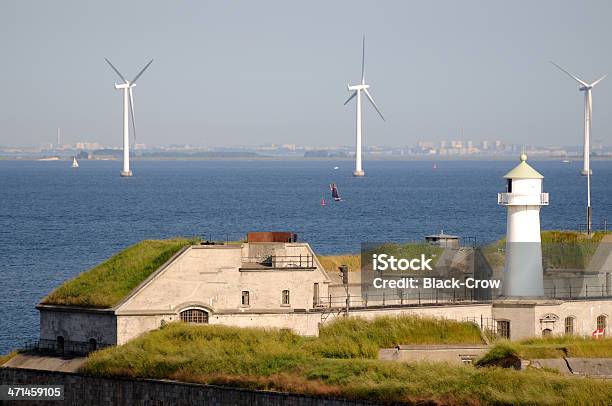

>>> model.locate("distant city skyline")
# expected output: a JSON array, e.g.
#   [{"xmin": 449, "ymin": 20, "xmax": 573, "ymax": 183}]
[
  {"xmin": 3, "ymin": 137, "xmax": 610, "ymax": 161},
  {"xmin": 1, "ymin": 1, "xmax": 612, "ymax": 148}
]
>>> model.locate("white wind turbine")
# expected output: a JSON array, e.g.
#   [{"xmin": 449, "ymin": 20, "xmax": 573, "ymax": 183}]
[
  {"xmin": 344, "ymin": 36, "xmax": 385, "ymax": 177},
  {"xmin": 551, "ymin": 61, "xmax": 607, "ymax": 234},
  {"xmin": 105, "ymin": 58, "xmax": 154, "ymax": 177}
]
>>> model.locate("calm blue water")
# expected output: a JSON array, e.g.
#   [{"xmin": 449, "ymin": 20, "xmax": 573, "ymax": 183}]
[{"xmin": 1, "ymin": 158, "xmax": 611, "ymax": 353}]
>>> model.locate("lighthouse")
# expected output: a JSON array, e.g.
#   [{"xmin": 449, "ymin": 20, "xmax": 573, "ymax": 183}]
[{"xmin": 497, "ymin": 154, "xmax": 549, "ymax": 297}]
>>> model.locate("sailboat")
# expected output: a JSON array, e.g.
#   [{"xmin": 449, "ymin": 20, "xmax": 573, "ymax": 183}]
[
  {"xmin": 329, "ymin": 183, "xmax": 342, "ymax": 202},
  {"xmin": 321, "ymin": 194, "xmax": 326, "ymax": 206},
  {"xmin": 71, "ymin": 157, "xmax": 79, "ymax": 168}
]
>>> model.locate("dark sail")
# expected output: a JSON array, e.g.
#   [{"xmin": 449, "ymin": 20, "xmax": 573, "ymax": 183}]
[{"xmin": 330, "ymin": 183, "xmax": 341, "ymax": 201}]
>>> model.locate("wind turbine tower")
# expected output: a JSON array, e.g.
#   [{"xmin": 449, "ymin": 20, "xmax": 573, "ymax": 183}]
[
  {"xmin": 105, "ymin": 58, "xmax": 153, "ymax": 177},
  {"xmin": 551, "ymin": 62, "xmax": 607, "ymax": 234},
  {"xmin": 344, "ymin": 37, "xmax": 385, "ymax": 177}
]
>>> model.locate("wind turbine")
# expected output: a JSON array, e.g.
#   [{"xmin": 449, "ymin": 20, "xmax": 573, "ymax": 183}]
[
  {"xmin": 344, "ymin": 36, "xmax": 385, "ymax": 177},
  {"xmin": 105, "ymin": 58, "xmax": 153, "ymax": 177},
  {"xmin": 551, "ymin": 62, "xmax": 607, "ymax": 234}
]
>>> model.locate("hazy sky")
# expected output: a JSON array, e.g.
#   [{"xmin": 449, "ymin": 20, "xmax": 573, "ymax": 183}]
[{"xmin": 1, "ymin": 1, "xmax": 611, "ymax": 147}]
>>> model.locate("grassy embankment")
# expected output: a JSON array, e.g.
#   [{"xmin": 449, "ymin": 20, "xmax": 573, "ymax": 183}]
[
  {"xmin": 479, "ymin": 336, "xmax": 612, "ymax": 363},
  {"xmin": 42, "ymin": 238, "xmax": 199, "ymax": 308},
  {"xmin": 483, "ymin": 230, "xmax": 611, "ymax": 269},
  {"xmin": 82, "ymin": 318, "xmax": 612, "ymax": 405},
  {"xmin": 318, "ymin": 243, "xmax": 443, "ymax": 274}
]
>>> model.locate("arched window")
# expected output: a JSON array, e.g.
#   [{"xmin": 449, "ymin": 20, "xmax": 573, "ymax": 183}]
[
  {"xmin": 542, "ymin": 328, "xmax": 552, "ymax": 337},
  {"xmin": 282, "ymin": 290, "xmax": 290, "ymax": 305},
  {"xmin": 180, "ymin": 308, "xmax": 209, "ymax": 324},
  {"xmin": 597, "ymin": 315, "xmax": 607, "ymax": 334},
  {"xmin": 564, "ymin": 317, "xmax": 574, "ymax": 335}
]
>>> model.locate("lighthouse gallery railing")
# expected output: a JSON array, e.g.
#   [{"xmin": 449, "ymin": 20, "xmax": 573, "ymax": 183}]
[{"xmin": 497, "ymin": 192, "xmax": 549, "ymax": 205}]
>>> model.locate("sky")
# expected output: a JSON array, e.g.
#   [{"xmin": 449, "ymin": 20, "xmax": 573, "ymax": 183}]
[{"xmin": 1, "ymin": 0, "xmax": 611, "ymax": 148}]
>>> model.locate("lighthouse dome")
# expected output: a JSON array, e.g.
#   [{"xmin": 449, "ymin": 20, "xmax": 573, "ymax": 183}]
[{"xmin": 503, "ymin": 154, "xmax": 544, "ymax": 180}]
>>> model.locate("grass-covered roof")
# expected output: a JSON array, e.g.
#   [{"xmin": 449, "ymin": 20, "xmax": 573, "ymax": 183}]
[
  {"xmin": 483, "ymin": 230, "xmax": 611, "ymax": 269},
  {"xmin": 41, "ymin": 238, "xmax": 198, "ymax": 309}
]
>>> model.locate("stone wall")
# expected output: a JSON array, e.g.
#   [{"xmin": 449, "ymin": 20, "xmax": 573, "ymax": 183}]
[
  {"xmin": 379, "ymin": 345, "xmax": 490, "ymax": 364},
  {"xmin": 492, "ymin": 298, "xmax": 612, "ymax": 340},
  {"xmin": 213, "ymin": 312, "xmax": 323, "ymax": 336},
  {"xmin": 115, "ymin": 303, "xmax": 493, "ymax": 341},
  {"xmin": 0, "ymin": 367, "xmax": 375, "ymax": 406},
  {"xmin": 118, "ymin": 244, "xmax": 331, "ymax": 316},
  {"xmin": 39, "ymin": 308, "xmax": 117, "ymax": 345}
]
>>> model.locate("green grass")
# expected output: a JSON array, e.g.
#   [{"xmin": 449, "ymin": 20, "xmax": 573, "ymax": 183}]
[
  {"xmin": 516, "ymin": 336, "xmax": 612, "ymax": 359},
  {"xmin": 318, "ymin": 242, "xmax": 443, "ymax": 274},
  {"xmin": 541, "ymin": 231, "xmax": 609, "ymax": 269},
  {"xmin": 82, "ymin": 321, "xmax": 612, "ymax": 405},
  {"xmin": 42, "ymin": 238, "xmax": 199, "ymax": 308},
  {"xmin": 479, "ymin": 337, "xmax": 612, "ymax": 365},
  {"xmin": 318, "ymin": 254, "xmax": 361, "ymax": 273},
  {"xmin": 483, "ymin": 230, "xmax": 611, "ymax": 270},
  {"xmin": 305, "ymin": 316, "xmax": 483, "ymax": 358},
  {"xmin": 475, "ymin": 342, "xmax": 519, "ymax": 367}
]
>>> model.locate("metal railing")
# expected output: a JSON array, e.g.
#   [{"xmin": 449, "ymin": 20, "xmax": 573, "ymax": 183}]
[
  {"xmin": 241, "ymin": 254, "xmax": 314, "ymax": 269},
  {"xmin": 315, "ymin": 284, "xmax": 611, "ymax": 311},
  {"xmin": 23, "ymin": 339, "xmax": 112, "ymax": 357},
  {"xmin": 315, "ymin": 289, "xmax": 497, "ymax": 310},
  {"xmin": 545, "ymin": 284, "xmax": 612, "ymax": 300},
  {"xmin": 463, "ymin": 316, "xmax": 499, "ymax": 336},
  {"xmin": 497, "ymin": 192, "xmax": 549, "ymax": 206},
  {"xmin": 577, "ymin": 219, "xmax": 609, "ymax": 233}
]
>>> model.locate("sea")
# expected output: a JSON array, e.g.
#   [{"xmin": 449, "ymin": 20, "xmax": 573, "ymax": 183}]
[{"xmin": 1, "ymin": 158, "xmax": 611, "ymax": 353}]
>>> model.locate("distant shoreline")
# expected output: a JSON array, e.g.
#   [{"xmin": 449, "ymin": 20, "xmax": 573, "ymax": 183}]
[{"xmin": 2, "ymin": 155, "xmax": 611, "ymax": 162}]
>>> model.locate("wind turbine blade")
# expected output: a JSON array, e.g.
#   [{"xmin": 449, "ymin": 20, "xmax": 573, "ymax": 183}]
[
  {"xmin": 131, "ymin": 59, "xmax": 154, "ymax": 84},
  {"xmin": 344, "ymin": 91, "xmax": 357, "ymax": 105},
  {"xmin": 361, "ymin": 36, "xmax": 365, "ymax": 84},
  {"xmin": 105, "ymin": 58, "xmax": 127, "ymax": 83},
  {"xmin": 591, "ymin": 74, "xmax": 607, "ymax": 87},
  {"xmin": 363, "ymin": 88, "xmax": 385, "ymax": 121},
  {"xmin": 129, "ymin": 87, "xmax": 136, "ymax": 142},
  {"xmin": 550, "ymin": 61, "xmax": 588, "ymax": 87}
]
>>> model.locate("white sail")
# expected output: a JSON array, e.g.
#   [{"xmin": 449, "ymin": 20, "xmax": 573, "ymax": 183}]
[{"xmin": 72, "ymin": 157, "xmax": 79, "ymax": 168}]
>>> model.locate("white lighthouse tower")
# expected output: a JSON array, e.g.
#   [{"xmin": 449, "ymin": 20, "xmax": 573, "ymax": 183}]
[{"xmin": 497, "ymin": 154, "xmax": 549, "ymax": 297}]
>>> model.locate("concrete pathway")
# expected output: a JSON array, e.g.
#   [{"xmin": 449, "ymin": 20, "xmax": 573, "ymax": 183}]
[{"xmin": 1, "ymin": 354, "xmax": 86, "ymax": 373}]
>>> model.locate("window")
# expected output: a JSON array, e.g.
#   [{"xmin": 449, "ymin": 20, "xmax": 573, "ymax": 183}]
[
  {"xmin": 241, "ymin": 291, "xmax": 250, "ymax": 306},
  {"xmin": 542, "ymin": 328, "xmax": 552, "ymax": 337},
  {"xmin": 89, "ymin": 338, "xmax": 97, "ymax": 352},
  {"xmin": 597, "ymin": 315, "xmax": 607, "ymax": 334},
  {"xmin": 313, "ymin": 283, "xmax": 320, "ymax": 306},
  {"xmin": 565, "ymin": 317, "xmax": 574, "ymax": 335},
  {"xmin": 282, "ymin": 290, "xmax": 290, "ymax": 305},
  {"xmin": 56, "ymin": 336, "xmax": 64, "ymax": 352},
  {"xmin": 506, "ymin": 179, "xmax": 512, "ymax": 193},
  {"xmin": 497, "ymin": 320, "xmax": 510, "ymax": 339},
  {"xmin": 180, "ymin": 309, "xmax": 209, "ymax": 324}
]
